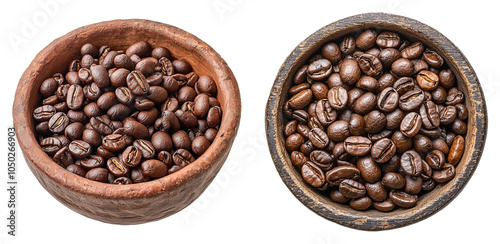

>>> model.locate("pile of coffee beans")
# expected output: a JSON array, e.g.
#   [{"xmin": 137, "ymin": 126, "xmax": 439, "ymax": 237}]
[
  {"xmin": 283, "ymin": 29, "xmax": 467, "ymax": 211},
  {"xmin": 34, "ymin": 41, "xmax": 222, "ymax": 184}
]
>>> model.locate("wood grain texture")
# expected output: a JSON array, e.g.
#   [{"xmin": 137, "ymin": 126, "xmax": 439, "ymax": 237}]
[
  {"xmin": 266, "ymin": 12, "xmax": 487, "ymax": 230},
  {"xmin": 13, "ymin": 19, "xmax": 241, "ymax": 224}
]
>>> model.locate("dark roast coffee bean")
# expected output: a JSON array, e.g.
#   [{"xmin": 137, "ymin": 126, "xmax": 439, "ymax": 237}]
[
  {"xmin": 339, "ymin": 59, "xmax": 361, "ymax": 85},
  {"xmin": 445, "ymin": 88, "xmax": 465, "ymax": 106},
  {"xmin": 371, "ymin": 138, "xmax": 396, "ymax": 163},
  {"xmin": 353, "ymin": 92, "xmax": 376, "ymax": 115},
  {"xmin": 102, "ymin": 134, "xmax": 127, "ymax": 152},
  {"xmin": 382, "ymin": 172, "xmax": 405, "ymax": 189},
  {"xmin": 419, "ymin": 100, "xmax": 440, "ymax": 129},
  {"xmin": 432, "ymin": 163, "xmax": 455, "ymax": 183},
  {"xmin": 133, "ymin": 139, "xmax": 155, "ymax": 159},
  {"xmin": 48, "ymin": 112, "xmax": 69, "ymax": 134},
  {"xmin": 385, "ymin": 109, "xmax": 404, "ymax": 130},
  {"xmin": 85, "ymin": 168, "xmax": 109, "ymax": 182},
  {"xmin": 68, "ymin": 140, "xmax": 92, "ymax": 158},
  {"xmin": 348, "ymin": 113, "xmax": 365, "ymax": 136},
  {"xmin": 356, "ymin": 29, "xmax": 377, "ymax": 50},
  {"xmin": 350, "ymin": 196, "xmax": 372, "ymax": 211},
  {"xmin": 401, "ymin": 42, "xmax": 424, "ymax": 59},
  {"xmin": 344, "ymin": 136, "xmax": 372, "ymax": 156},
  {"xmin": 66, "ymin": 164, "xmax": 86, "ymax": 177},
  {"xmin": 327, "ymin": 120, "xmax": 350, "ymax": 142},
  {"xmin": 127, "ymin": 70, "xmax": 150, "ymax": 95},
  {"xmin": 358, "ymin": 54, "xmax": 383, "ymax": 77},
  {"xmin": 389, "ymin": 191, "xmax": 418, "ymax": 208},
  {"xmin": 307, "ymin": 59, "xmax": 332, "ymax": 80},
  {"xmin": 426, "ymin": 149, "xmax": 445, "ymax": 169},
  {"xmin": 357, "ymin": 156, "xmax": 381, "ymax": 183},
  {"xmin": 301, "ymin": 162, "xmax": 326, "ymax": 188},
  {"xmin": 339, "ymin": 179, "xmax": 366, "ymax": 198},
  {"xmin": 439, "ymin": 106, "xmax": 457, "ymax": 125},
  {"xmin": 330, "ymin": 190, "xmax": 349, "ymax": 204},
  {"xmin": 372, "ymin": 199, "xmax": 396, "ymax": 212},
  {"xmin": 400, "ymin": 150, "xmax": 422, "ymax": 176},
  {"xmin": 291, "ymin": 151, "xmax": 308, "ymax": 169},
  {"xmin": 325, "ymin": 166, "xmax": 360, "ymax": 186},
  {"xmin": 439, "ymin": 69, "xmax": 456, "ymax": 89},
  {"xmin": 391, "ymin": 58, "xmax": 414, "ymax": 76},
  {"xmin": 141, "ymin": 159, "xmax": 167, "ymax": 178},
  {"xmin": 322, "ymin": 42, "xmax": 341, "ymax": 64},
  {"xmin": 327, "ymin": 87, "xmax": 348, "ymax": 110},
  {"xmin": 107, "ymin": 157, "xmax": 128, "ymax": 177},
  {"xmin": 399, "ymin": 88, "xmax": 425, "ymax": 111},
  {"xmin": 34, "ymin": 105, "xmax": 56, "ymax": 122},
  {"xmin": 376, "ymin": 32, "xmax": 400, "ymax": 48},
  {"xmin": 377, "ymin": 87, "xmax": 399, "ymax": 112},
  {"xmin": 400, "ymin": 112, "xmax": 422, "ymax": 137},
  {"xmin": 413, "ymin": 134, "xmax": 433, "ymax": 154},
  {"xmin": 191, "ymin": 136, "xmax": 210, "ymax": 156},
  {"xmin": 363, "ymin": 110, "xmax": 386, "ymax": 134},
  {"xmin": 365, "ymin": 181, "xmax": 388, "ymax": 202},
  {"xmin": 422, "ymin": 49, "xmax": 444, "ymax": 68}
]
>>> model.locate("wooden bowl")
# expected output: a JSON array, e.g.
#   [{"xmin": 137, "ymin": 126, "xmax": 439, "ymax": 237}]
[
  {"xmin": 266, "ymin": 13, "xmax": 487, "ymax": 230},
  {"xmin": 13, "ymin": 19, "xmax": 241, "ymax": 224}
]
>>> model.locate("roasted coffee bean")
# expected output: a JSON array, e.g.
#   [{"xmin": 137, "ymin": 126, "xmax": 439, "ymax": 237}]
[
  {"xmin": 327, "ymin": 87, "xmax": 348, "ymax": 110},
  {"xmin": 170, "ymin": 150, "xmax": 193, "ymax": 170},
  {"xmin": 65, "ymin": 122, "xmax": 84, "ymax": 140},
  {"xmin": 301, "ymin": 162, "xmax": 326, "ymax": 188},
  {"xmin": 291, "ymin": 151, "xmax": 308, "ymax": 169},
  {"xmin": 372, "ymin": 199, "xmax": 396, "ymax": 212},
  {"xmin": 363, "ymin": 110, "xmax": 386, "ymax": 134},
  {"xmin": 400, "ymin": 150, "xmax": 422, "ymax": 176},
  {"xmin": 391, "ymin": 58, "xmax": 414, "ymax": 76},
  {"xmin": 340, "ymin": 36, "xmax": 356, "ymax": 54},
  {"xmin": 385, "ymin": 109, "xmax": 404, "ymax": 130},
  {"xmin": 413, "ymin": 134, "xmax": 433, "ymax": 154},
  {"xmin": 327, "ymin": 120, "xmax": 350, "ymax": 142},
  {"xmin": 207, "ymin": 106, "xmax": 222, "ymax": 128},
  {"xmin": 68, "ymin": 140, "xmax": 92, "ymax": 158},
  {"xmin": 353, "ymin": 92, "xmax": 376, "ymax": 115},
  {"xmin": 53, "ymin": 146, "xmax": 74, "ymax": 167},
  {"xmin": 126, "ymin": 70, "xmax": 150, "ymax": 95},
  {"xmin": 439, "ymin": 69, "xmax": 456, "ymax": 89},
  {"xmin": 48, "ymin": 112, "xmax": 69, "ymax": 134},
  {"xmin": 325, "ymin": 166, "xmax": 360, "ymax": 186},
  {"xmin": 416, "ymin": 70, "xmax": 439, "ymax": 90},
  {"xmin": 339, "ymin": 59, "xmax": 361, "ymax": 85},
  {"xmin": 358, "ymin": 54, "xmax": 383, "ymax": 77},
  {"xmin": 445, "ymin": 88, "xmax": 465, "ymax": 106},
  {"xmin": 356, "ymin": 76, "xmax": 377, "ymax": 92},
  {"xmin": 401, "ymin": 42, "xmax": 424, "ymax": 59},
  {"xmin": 339, "ymin": 179, "xmax": 366, "ymax": 198},
  {"xmin": 357, "ymin": 156, "xmax": 381, "ymax": 183},
  {"xmin": 382, "ymin": 172, "xmax": 405, "ymax": 189},
  {"xmin": 432, "ymin": 163, "xmax": 455, "ymax": 183},
  {"xmin": 350, "ymin": 196, "xmax": 372, "ymax": 211},
  {"xmin": 422, "ymin": 49, "xmax": 444, "ymax": 68},
  {"xmin": 330, "ymin": 190, "xmax": 350, "ymax": 204},
  {"xmin": 400, "ymin": 112, "xmax": 422, "ymax": 137},
  {"xmin": 85, "ymin": 168, "xmax": 109, "ymax": 182},
  {"xmin": 322, "ymin": 42, "xmax": 341, "ymax": 64},
  {"xmin": 115, "ymin": 87, "xmax": 134, "ymax": 105},
  {"xmin": 34, "ymin": 105, "xmax": 56, "ymax": 122},
  {"xmin": 107, "ymin": 157, "xmax": 128, "ymax": 177},
  {"xmin": 371, "ymin": 138, "xmax": 396, "ymax": 163},
  {"xmin": 404, "ymin": 175, "xmax": 422, "ymax": 195},
  {"xmin": 377, "ymin": 87, "xmax": 399, "ymax": 112},
  {"xmin": 393, "ymin": 77, "xmax": 415, "ymax": 96},
  {"xmin": 133, "ymin": 139, "xmax": 155, "ymax": 159},
  {"xmin": 448, "ymin": 135, "xmax": 465, "ymax": 165},
  {"xmin": 344, "ymin": 136, "xmax": 372, "ymax": 156},
  {"xmin": 66, "ymin": 164, "xmax": 86, "ymax": 177},
  {"xmin": 141, "ymin": 159, "xmax": 167, "ymax": 178},
  {"xmin": 307, "ymin": 59, "xmax": 332, "ymax": 80},
  {"xmin": 399, "ymin": 88, "xmax": 425, "ymax": 111},
  {"xmin": 102, "ymin": 134, "xmax": 127, "ymax": 152},
  {"xmin": 455, "ymin": 104, "xmax": 468, "ymax": 120},
  {"xmin": 348, "ymin": 113, "xmax": 365, "ymax": 136},
  {"xmin": 356, "ymin": 29, "xmax": 377, "ymax": 50},
  {"xmin": 365, "ymin": 181, "xmax": 388, "ymax": 202},
  {"xmin": 376, "ymin": 32, "xmax": 400, "ymax": 48},
  {"xmin": 309, "ymin": 150, "xmax": 334, "ymax": 171},
  {"xmin": 419, "ymin": 100, "xmax": 440, "ymax": 129},
  {"xmin": 307, "ymin": 128, "xmax": 328, "ymax": 149},
  {"xmin": 90, "ymin": 115, "xmax": 113, "ymax": 135},
  {"xmin": 389, "ymin": 191, "xmax": 418, "ymax": 208},
  {"xmin": 82, "ymin": 129, "xmax": 101, "ymax": 147},
  {"xmin": 426, "ymin": 149, "xmax": 446, "ymax": 169},
  {"xmin": 191, "ymin": 136, "xmax": 210, "ymax": 156}
]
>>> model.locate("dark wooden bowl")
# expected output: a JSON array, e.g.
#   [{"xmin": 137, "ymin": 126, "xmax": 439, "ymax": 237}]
[
  {"xmin": 266, "ymin": 13, "xmax": 487, "ymax": 230},
  {"xmin": 13, "ymin": 19, "xmax": 241, "ymax": 224}
]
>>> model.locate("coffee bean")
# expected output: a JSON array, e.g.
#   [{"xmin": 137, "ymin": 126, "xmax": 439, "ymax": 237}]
[
  {"xmin": 358, "ymin": 54, "xmax": 383, "ymax": 77},
  {"xmin": 356, "ymin": 29, "xmax": 377, "ymax": 50},
  {"xmin": 432, "ymin": 163, "xmax": 455, "ymax": 183},
  {"xmin": 365, "ymin": 181, "xmax": 388, "ymax": 202},
  {"xmin": 344, "ymin": 136, "xmax": 372, "ymax": 156},
  {"xmin": 85, "ymin": 168, "xmax": 109, "ymax": 182},
  {"xmin": 68, "ymin": 140, "xmax": 92, "ymax": 158},
  {"xmin": 377, "ymin": 87, "xmax": 399, "ymax": 112},
  {"xmin": 102, "ymin": 134, "xmax": 127, "ymax": 152},
  {"xmin": 389, "ymin": 191, "xmax": 418, "ymax": 208},
  {"xmin": 422, "ymin": 49, "xmax": 444, "ymax": 68},
  {"xmin": 448, "ymin": 135, "xmax": 465, "ymax": 165},
  {"xmin": 401, "ymin": 42, "xmax": 424, "ymax": 59},
  {"xmin": 325, "ymin": 166, "xmax": 360, "ymax": 186},
  {"xmin": 339, "ymin": 59, "xmax": 361, "ymax": 85},
  {"xmin": 416, "ymin": 70, "xmax": 439, "ymax": 90},
  {"xmin": 350, "ymin": 196, "xmax": 372, "ymax": 211},
  {"xmin": 391, "ymin": 58, "xmax": 414, "ymax": 76},
  {"xmin": 400, "ymin": 150, "xmax": 422, "ymax": 176},
  {"xmin": 339, "ymin": 179, "xmax": 366, "ymax": 198},
  {"xmin": 308, "ymin": 59, "xmax": 332, "ymax": 80},
  {"xmin": 400, "ymin": 112, "xmax": 422, "ymax": 137},
  {"xmin": 371, "ymin": 138, "xmax": 396, "ymax": 163},
  {"xmin": 376, "ymin": 32, "xmax": 400, "ymax": 48},
  {"xmin": 399, "ymin": 88, "xmax": 425, "ymax": 111},
  {"xmin": 141, "ymin": 159, "xmax": 167, "ymax": 178}
]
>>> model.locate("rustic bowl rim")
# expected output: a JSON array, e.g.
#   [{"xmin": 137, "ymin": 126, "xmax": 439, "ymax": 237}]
[
  {"xmin": 266, "ymin": 12, "xmax": 487, "ymax": 230},
  {"xmin": 13, "ymin": 19, "xmax": 241, "ymax": 200}
]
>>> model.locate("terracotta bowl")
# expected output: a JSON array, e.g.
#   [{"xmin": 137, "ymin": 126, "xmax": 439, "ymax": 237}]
[
  {"xmin": 13, "ymin": 19, "xmax": 241, "ymax": 224},
  {"xmin": 266, "ymin": 13, "xmax": 487, "ymax": 230}
]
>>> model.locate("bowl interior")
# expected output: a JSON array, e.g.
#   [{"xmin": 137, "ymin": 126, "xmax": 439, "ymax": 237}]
[
  {"xmin": 15, "ymin": 19, "xmax": 240, "ymax": 199},
  {"xmin": 267, "ymin": 13, "xmax": 486, "ymax": 230}
]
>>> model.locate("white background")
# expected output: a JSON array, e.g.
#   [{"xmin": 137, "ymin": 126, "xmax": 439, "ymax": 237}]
[{"xmin": 1, "ymin": 0, "xmax": 499, "ymax": 243}]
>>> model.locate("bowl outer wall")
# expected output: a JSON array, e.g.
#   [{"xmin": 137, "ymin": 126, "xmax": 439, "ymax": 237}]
[
  {"xmin": 13, "ymin": 19, "xmax": 241, "ymax": 224},
  {"xmin": 266, "ymin": 12, "xmax": 487, "ymax": 230}
]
